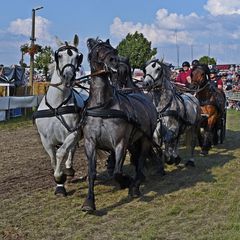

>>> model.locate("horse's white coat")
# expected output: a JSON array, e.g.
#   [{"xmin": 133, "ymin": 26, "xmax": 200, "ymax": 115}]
[
  {"xmin": 35, "ymin": 35, "xmax": 86, "ymax": 189},
  {"xmin": 143, "ymin": 61, "xmax": 201, "ymax": 164}
]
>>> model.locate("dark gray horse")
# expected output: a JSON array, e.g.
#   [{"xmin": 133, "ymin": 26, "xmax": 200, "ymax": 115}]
[
  {"xmin": 81, "ymin": 38, "xmax": 158, "ymax": 212},
  {"xmin": 110, "ymin": 56, "xmax": 137, "ymax": 89},
  {"xmin": 143, "ymin": 59, "xmax": 201, "ymax": 167}
]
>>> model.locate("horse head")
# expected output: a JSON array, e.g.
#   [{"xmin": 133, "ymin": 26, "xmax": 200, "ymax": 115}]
[
  {"xmin": 54, "ymin": 34, "xmax": 83, "ymax": 87},
  {"xmin": 191, "ymin": 65, "xmax": 208, "ymax": 89},
  {"xmin": 143, "ymin": 59, "xmax": 171, "ymax": 89},
  {"xmin": 87, "ymin": 38, "xmax": 118, "ymax": 73},
  {"xmin": 110, "ymin": 56, "xmax": 132, "ymax": 88}
]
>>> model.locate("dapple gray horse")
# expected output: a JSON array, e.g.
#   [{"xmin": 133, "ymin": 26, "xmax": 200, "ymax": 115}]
[
  {"xmin": 143, "ymin": 59, "xmax": 201, "ymax": 167},
  {"xmin": 34, "ymin": 35, "xmax": 87, "ymax": 196},
  {"xmin": 81, "ymin": 38, "xmax": 158, "ymax": 212}
]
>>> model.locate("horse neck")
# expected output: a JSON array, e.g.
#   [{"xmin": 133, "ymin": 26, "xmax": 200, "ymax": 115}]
[
  {"xmin": 88, "ymin": 75, "xmax": 113, "ymax": 108},
  {"xmin": 196, "ymin": 84, "xmax": 212, "ymax": 100},
  {"xmin": 46, "ymin": 70, "xmax": 72, "ymax": 107},
  {"xmin": 153, "ymin": 77, "xmax": 174, "ymax": 107},
  {"xmin": 126, "ymin": 76, "xmax": 136, "ymax": 88}
]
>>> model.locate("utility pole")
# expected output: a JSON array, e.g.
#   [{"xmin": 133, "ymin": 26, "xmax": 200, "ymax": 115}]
[
  {"xmin": 175, "ymin": 29, "xmax": 180, "ymax": 67},
  {"xmin": 208, "ymin": 43, "xmax": 211, "ymax": 65},
  {"xmin": 29, "ymin": 6, "xmax": 43, "ymax": 95},
  {"xmin": 191, "ymin": 44, "xmax": 193, "ymax": 62}
]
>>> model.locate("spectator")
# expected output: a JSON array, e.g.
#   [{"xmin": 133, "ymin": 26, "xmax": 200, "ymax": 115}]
[
  {"xmin": 191, "ymin": 59, "xmax": 199, "ymax": 69},
  {"xmin": 210, "ymin": 68, "xmax": 223, "ymax": 90},
  {"xmin": 176, "ymin": 61, "xmax": 191, "ymax": 86}
]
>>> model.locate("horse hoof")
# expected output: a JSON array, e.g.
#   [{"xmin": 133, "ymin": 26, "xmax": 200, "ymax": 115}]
[
  {"xmin": 165, "ymin": 156, "xmax": 175, "ymax": 165},
  {"xmin": 81, "ymin": 199, "xmax": 96, "ymax": 212},
  {"xmin": 64, "ymin": 167, "xmax": 75, "ymax": 177},
  {"xmin": 107, "ymin": 168, "xmax": 114, "ymax": 178},
  {"xmin": 156, "ymin": 168, "xmax": 166, "ymax": 176},
  {"xmin": 185, "ymin": 160, "xmax": 195, "ymax": 167},
  {"xmin": 200, "ymin": 150, "xmax": 208, "ymax": 156},
  {"xmin": 129, "ymin": 186, "xmax": 141, "ymax": 198},
  {"xmin": 115, "ymin": 174, "xmax": 133, "ymax": 189},
  {"xmin": 174, "ymin": 156, "xmax": 182, "ymax": 165},
  {"xmin": 55, "ymin": 186, "xmax": 67, "ymax": 197}
]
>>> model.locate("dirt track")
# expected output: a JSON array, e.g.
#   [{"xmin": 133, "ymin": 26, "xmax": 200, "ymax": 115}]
[{"xmin": 0, "ymin": 126, "xmax": 93, "ymax": 200}]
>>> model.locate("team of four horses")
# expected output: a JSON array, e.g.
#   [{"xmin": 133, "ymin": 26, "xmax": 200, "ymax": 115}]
[{"xmin": 34, "ymin": 35, "xmax": 226, "ymax": 212}]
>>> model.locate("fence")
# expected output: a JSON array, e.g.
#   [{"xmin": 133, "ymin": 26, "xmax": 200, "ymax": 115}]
[
  {"xmin": 225, "ymin": 91, "xmax": 240, "ymax": 101},
  {"xmin": 0, "ymin": 95, "xmax": 43, "ymax": 121}
]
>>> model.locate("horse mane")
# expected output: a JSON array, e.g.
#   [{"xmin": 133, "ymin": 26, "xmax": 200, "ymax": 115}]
[
  {"xmin": 155, "ymin": 60, "xmax": 173, "ymax": 89},
  {"xmin": 48, "ymin": 62, "xmax": 56, "ymax": 78}
]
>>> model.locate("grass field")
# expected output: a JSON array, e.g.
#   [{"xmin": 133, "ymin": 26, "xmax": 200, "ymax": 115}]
[{"xmin": 1, "ymin": 110, "xmax": 240, "ymax": 240}]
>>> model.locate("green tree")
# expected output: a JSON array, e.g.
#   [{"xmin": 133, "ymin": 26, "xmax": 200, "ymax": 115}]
[
  {"xmin": 116, "ymin": 31, "xmax": 157, "ymax": 71},
  {"xmin": 199, "ymin": 56, "xmax": 217, "ymax": 65},
  {"xmin": 34, "ymin": 46, "xmax": 54, "ymax": 81}
]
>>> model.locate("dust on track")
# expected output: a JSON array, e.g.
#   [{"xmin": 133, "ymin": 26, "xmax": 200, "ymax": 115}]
[{"xmin": 0, "ymin": 126, "xmax": 107, "ymax": 200}]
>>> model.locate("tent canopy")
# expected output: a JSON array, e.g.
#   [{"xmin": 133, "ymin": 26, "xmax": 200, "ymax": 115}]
[{"xmin": 0, "ymin": 65, "xmax": 27, "ymax": 86}]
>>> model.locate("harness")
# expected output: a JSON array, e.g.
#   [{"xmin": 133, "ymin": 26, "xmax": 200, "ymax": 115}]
[
  {"xmin": 144, "ymin": 60, "xmax": 196, "ymax": 145},
  {"xmin": 51, "ymin": 43, "xmax": 83, "ymax": 87},
  {"xmin": 83, "ymin": 42, "xmax": 162, "ymax": 154},
  {"xmin": 85, "ymin": 87, "xmax": 140, "ymax": 128},
  {"xmin": 33, "ymin": 88, "xmax": 86, "ymax": 133}
]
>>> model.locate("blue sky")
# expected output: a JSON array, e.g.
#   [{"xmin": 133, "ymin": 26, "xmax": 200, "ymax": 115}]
[{"xmin": 1, "ymin": 0, "xmax": 240, "ymax": 69}]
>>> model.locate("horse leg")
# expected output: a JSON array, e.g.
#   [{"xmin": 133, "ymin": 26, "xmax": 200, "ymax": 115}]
[
  {"xmin": 106, "ymin": 151, "xmax": 116, "ymax": 177},
  {"xmin": 64, "ymin": 146, "xmax": 76, "ymax": 180},
  {"xmin": 185, "ymin": 126, "xmax": 197, "ymax": 167},
  {"xmin": 164, "ymin": 142, "xmax": 179, "ymax": 165},
  {"xmin": 113, "ymin": 142, "xmax": 132, "ymax": 189},
  {"xmin": 201, "ymin": 115, "xmax": 216, "ymax": 155},
  {"xmin": 54, "ymin": 131, "xmax": 79, "ymax": 196},
  {"xmin": 212, "ymin": 125, "xmax": 219, "ymax": 146},
  {"xmin": 147, "ymin": 146, "xmax": 165, "ymax": 175},
  {"xmin": 200, "ymin": 129, "xmax": 212, "ymax": 156},
  {"xmin": 82, "ymin": 138, "xmax": 96, "ymax": 212},
  {"xmin": 129, "ymin": 138, "xmax": 149, "ymax": 197},
  {"xmin": 39, "ymin": 135, "xmax": 56, "ymax": 170}
]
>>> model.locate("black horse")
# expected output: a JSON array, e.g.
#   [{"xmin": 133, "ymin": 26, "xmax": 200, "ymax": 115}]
[
  {"xmin": 110, "ymin": 55, "xmax": 137, "ymax": 89},
  {"xmin": 81, "ymin": 38, "xmax": 158, "ymax": 212}
]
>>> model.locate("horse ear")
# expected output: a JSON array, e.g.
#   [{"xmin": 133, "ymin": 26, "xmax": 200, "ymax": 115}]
[
  {"xmin": 73, "ymin": 34, "xmax": 79, "ymax": 47},
  {"xmin": 106, "ymin": 39, "xmax": 110, "ymax": 44},
  {"xmin": 87, "ymin": 38, "xmax": 96, "ymax": 50},
  {"xmin": 55, "ymin": 36, "xmax": 64, "ymax": 47}
]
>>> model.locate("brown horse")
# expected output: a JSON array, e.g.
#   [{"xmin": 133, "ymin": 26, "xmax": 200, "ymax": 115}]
[{"xmin": 191, "ymin": 65, "xmax": 226, "ymax": 155}]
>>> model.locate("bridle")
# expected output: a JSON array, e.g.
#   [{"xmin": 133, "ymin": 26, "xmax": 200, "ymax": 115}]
[
  {"xmin": 191, "ymin": 67, "xmax": 210, "ymax": 93},
  {"xmin": 50, "ymin": 42, "xmax": 83, "ymax": 87},
  {"xmin": 88, "ymin": 41, "xmax": 118, "ymax": 74},
  {"xmin": 143, "ymin": 59, "xmax": 164, "ymax": 90}
]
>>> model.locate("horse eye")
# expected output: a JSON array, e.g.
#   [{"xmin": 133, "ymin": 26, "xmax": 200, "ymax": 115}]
[
  {"xmin": 152, "ymin": 63, "xmax": 156, "ymax": 68},
  {"xmin": 109, "ymin": 57, "xmax": 115, "ymax": 62},
  {"xmin": 58, "ymin": 53, "xmax": 63, "ymax": 58}
]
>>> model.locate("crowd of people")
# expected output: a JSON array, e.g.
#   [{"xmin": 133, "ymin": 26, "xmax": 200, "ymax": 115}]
[
  {"xmin": 170, "ymin": 59, "xmax": 240, "ymax": 110},
  {"xmin": 171, "ymin": 60, "xmax": 240, "ymax": 93}
]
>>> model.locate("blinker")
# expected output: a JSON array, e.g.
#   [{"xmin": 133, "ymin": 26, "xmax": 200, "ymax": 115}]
[{"xmin": 67, "ymin": 49, "xmax": 73, "ymax": 56}]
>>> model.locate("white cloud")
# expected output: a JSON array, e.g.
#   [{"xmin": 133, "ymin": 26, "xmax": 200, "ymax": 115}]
[
  {"xmin": 110, "ymin": 7, "xmax": 240, "ymax": 65},
  {"xmin": 204, "ymin": 0, "xmax": 240, "ymax": 16},
  {"xmin": 110, "ymin": 14, "xmax": 194, "ymax": 45},
  {"xmin": 8, "ymin": 16, "xmax": 52, "ymax": 44}
]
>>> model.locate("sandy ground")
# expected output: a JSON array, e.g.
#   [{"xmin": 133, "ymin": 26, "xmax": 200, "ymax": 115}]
[{"xmin": 0, "ymin": 126, "xmax": 105, "ymax": 199}]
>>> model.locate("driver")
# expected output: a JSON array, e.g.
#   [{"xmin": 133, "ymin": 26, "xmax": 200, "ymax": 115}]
[
  {"xmin": 176, "ymin": 61, "xmax": 191, "ymax": 87},
  {"xmin": 210, "ymin": 68, "xmax": 223, "ymax": 90}
]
